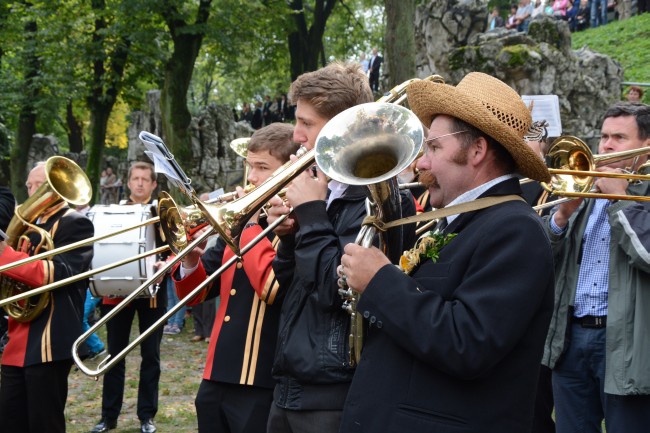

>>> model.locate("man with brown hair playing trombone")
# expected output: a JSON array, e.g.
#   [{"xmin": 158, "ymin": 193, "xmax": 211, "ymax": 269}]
[{"xmin": 173, "ymin": 123, "xmax": 299, "ymax": 433}]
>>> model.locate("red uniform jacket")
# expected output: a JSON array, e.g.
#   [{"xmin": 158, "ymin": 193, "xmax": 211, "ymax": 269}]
[
  {"xmin": 173, "ymin": 223, "xmax": 284, "ymax": 388},
  {"xmin": 0, "ymin": 205, "xmax": 94, "ymax": 366}
]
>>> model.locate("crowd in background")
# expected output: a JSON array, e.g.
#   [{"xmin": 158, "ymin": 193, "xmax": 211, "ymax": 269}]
[
  {"xmin": 236, "ymin": 94, "xmax": 295, "ymax": 131},
  {"xmin": 492, "ymin": 0, "xmax": 648, "ymax": 34}
]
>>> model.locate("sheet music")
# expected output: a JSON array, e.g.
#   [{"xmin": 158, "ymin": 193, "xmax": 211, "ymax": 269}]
[
  {"xmin": 521, "ymin": 95, "xmax": 562, "ymax": 137},
  {"xmin": 139, "ymin": 131, "xmax": 195, "ymax": 197}
]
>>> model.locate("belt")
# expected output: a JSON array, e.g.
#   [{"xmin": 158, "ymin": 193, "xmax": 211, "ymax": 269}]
[{"xmin": 572, "ymin": 315, "xmax": 607, "ymax": 328}]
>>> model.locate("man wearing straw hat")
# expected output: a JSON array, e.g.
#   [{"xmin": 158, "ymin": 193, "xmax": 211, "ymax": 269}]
[{"xmin": 337, "ymin": 72, "xmax": 555, "ymax": 433}]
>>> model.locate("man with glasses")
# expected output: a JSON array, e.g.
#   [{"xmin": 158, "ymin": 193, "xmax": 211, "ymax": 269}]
[{"xmin": 337, "ymin": 72, "xmax": 555, "ymax": 433}]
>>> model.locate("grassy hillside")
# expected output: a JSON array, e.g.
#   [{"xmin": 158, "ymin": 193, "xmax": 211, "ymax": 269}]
[{"xmin": 571, "ymin": 13, "xmax": 650, "ymax": 101}]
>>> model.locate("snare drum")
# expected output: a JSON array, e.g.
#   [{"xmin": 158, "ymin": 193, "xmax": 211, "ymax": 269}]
[{"xmin": 87, "ymin": 204, "xmax": 157, "ymax": 298}]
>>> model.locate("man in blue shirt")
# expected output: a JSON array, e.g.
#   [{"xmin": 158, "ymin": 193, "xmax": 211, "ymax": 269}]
[{"xmin": 542, "ymin": 102, "xmax": 650, "ymax": 433}]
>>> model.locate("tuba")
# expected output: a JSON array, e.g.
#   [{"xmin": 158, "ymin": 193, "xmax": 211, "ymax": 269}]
[
  {"xmin": 316, "ymin": 100, "xmax": 425, "ymax": 366},
  {"xmin": 1, "ymin": 156, "xmax": 92, "ymax": 322}
]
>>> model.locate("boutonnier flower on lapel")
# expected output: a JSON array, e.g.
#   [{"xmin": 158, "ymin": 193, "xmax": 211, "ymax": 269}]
[{"xmin": 399, "ymin": 230, "xmax": 457, "ymax": 274}]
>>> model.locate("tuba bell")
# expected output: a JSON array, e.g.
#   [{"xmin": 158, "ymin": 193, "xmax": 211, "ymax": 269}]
[
  {"xmin": 1, "ymin": 156, "xmax": 92, "ymax": 322},
  {"xmin": 316, "ymin": 101, "xmax": 425, "ymax": 366}
]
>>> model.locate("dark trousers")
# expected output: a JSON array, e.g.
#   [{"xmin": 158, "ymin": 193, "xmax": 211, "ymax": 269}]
[
  {"xmin": 193, "ymin": 300, "xmax": 216, "ymax": 339},
  {"xmin": 0, "ymin": 360, "xmax": 73, "ymax": 433},
  {"xmin": 100, "ymin": 295, "xmax": 165, "ymax": 421},
  {"xmin": 553, "ymin": 324, "xmax": 650, "ymax": 433},
  {"xmin": 195, "ymin": 380, "xmax": 273, "ymax": 433},
  {"xmin": 369, "ymin": 73, "xmax": 380, "ymax": 92},
  {"xmin": 267, "ymin": 404, "xmax": 342, "ymax": 433},
  {"xmin": 532, "ymin": 365, "xmax": 556, "ymax": 433}
]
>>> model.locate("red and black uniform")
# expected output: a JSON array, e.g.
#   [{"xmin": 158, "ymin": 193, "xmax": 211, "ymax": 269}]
[
  {"xmin": 173, "ymin": 222, "xmax": 284, "ymax": 433},
  {"xmin": 98, "ymin": 197, "xmax": 168, "ymax": 423},
  {"xmin": 0, "ymin": 203, "xmax": 94, "ymax": 433}
]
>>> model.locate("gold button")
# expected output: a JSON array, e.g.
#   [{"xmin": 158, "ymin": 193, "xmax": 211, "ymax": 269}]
[
  {"xmin": 230, "ymin": 289, "xmax": 236, "ymax": 296},
  {"xmin": 224, "ymin": 315, "xmax": 231, "ymax": 322},
  {"xmin": 236, "ymin": 262, "xmax": 243, "ymax": 269}
]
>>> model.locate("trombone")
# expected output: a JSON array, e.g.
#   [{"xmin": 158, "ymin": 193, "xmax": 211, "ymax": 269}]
[
  {"xmin": 73, "ymin": 99, "xmax": 425, "ymax": 375},
  {"xmin": 72, "ymin": 213, "xmax": 291, "ymax": 377},
  {"xmin": 72, "ymin": 136, "xmax": 317, "ymax": 376},
  {"xmin": 0, "ymin": 217, "xmax": 160, "ymax": 274},
  {"xmin": 532, "ymin": 136, "xmax": 650, "ymax": 207}
]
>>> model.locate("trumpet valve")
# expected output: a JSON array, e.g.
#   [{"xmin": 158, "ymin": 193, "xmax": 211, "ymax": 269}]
[{"xmin": 341, "ymin": 300, "xmax": 355, "ymax": 314}]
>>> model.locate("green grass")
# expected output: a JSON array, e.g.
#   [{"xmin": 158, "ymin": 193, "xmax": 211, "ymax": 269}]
[
  {"xmin": 65, "ymin": 315, "xmax": 205, "ymax": 433},
  {"xmin": 571, "ymin": 13, "xmax": 650, "ymax": 102}
]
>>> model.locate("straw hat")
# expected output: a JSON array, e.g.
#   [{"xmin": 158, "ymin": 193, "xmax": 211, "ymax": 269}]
[{"xmin": 406, "ymin": 72, "xmax": 550, "ymax": 182}]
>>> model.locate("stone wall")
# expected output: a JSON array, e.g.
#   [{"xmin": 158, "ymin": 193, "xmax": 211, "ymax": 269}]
[
  {"xmin": 414, "ymin": 1, "xmax": 624, "ymax": 146},
  {"xmin": 127, "ymin": 90, "xmax": 254, "ymax": 196}
]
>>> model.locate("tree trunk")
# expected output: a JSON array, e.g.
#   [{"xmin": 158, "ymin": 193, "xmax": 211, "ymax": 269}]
[
  {"xmin": 384, "ymin": 0, "xmax": 416, "ymax": 89},
  {"xmin": 66, "ymin": 101, "xmax": 84, "ymax": 154},
  {"xmin": 10, "ymin": 16, "xmax": 39, "ymax": 203},
  {"xmin": 86, "ymin": 106, "xmax": 111, "ymax": 202},
  {"xmin": 84, "ymin": 0, "xmax": 130, "ymax": 204},
  {"xmin": 159, "ymin": 0, "xmax": 212, "ymax": 203},
  {"xmin": 287, "ymin": 0, "xmax": 337, "ymax": 80}
]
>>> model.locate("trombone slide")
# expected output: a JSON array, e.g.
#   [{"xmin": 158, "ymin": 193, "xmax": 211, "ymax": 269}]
[
  {"xmin": 72, "ymin": 212, "xmax": 292, "ymax": 377},
  {"xmin": 0, "ymin": 246, "xmax": 169, "ymax": 308}
]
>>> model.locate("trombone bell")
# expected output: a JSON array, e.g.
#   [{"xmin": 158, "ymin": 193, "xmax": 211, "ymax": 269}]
[
  {"xmin": 158, "ymin": 192, "xmax": 209, "ymax": 255},
  {"xmin": 541, "ymin": 135, "xmax": 650, "ymax": 201},
  {"xmin": 544, "ymin": 136, "xmax": 595, "ymax": 194}
]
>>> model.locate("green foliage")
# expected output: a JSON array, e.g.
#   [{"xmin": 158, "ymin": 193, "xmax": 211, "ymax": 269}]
[
  {"xmin": 571, "ymin": 13, "xmax": 650, "ymax": 102},
  {"xmin": 188, "ymin": 0, "xmax": 385, "ymax": 109}
]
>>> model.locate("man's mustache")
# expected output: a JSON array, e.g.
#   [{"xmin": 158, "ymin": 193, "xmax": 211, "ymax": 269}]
[{"xmin": 418, "ymin": 170, "xmax": 438, "ymax": 188}]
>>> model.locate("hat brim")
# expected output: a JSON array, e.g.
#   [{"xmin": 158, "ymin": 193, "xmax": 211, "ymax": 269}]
[{"xmin": 407, "ymin": 80, "xmax": 550, "ymax": 183}]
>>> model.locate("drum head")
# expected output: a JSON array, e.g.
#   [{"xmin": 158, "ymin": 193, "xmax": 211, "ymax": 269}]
[{"xmin": 87, "ymin": 204, "xmax": 157, "ymax": 298}]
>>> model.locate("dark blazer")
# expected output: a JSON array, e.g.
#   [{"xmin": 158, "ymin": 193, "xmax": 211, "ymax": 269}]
[
  {"xmin": 339, "ymin": 178, "xmax": 555, "ymax": 433},
  {"xmin": 368, "ymin": 55, "xmax": 383, "ymax": 78}
]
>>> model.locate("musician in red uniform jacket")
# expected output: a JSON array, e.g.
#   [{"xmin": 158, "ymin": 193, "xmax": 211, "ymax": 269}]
[
  {"xmin": 0, "ymin": 161, "xmax": 94, "ymax": 433},
  {"xmin": 173, "ymin": 123, "xmax": 299, "ymax": 433}
]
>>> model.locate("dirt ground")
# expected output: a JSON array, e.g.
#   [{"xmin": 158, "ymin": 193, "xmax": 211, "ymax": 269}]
[{"xmin": 65, "ymin": 319, "xmax": 206, "ymax": 432}]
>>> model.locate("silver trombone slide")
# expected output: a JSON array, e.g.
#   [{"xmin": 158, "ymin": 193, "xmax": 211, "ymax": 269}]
[
  {"xmin": 73, "ymin": 213, "xmax": 290, "ymax": 378},
  {"xmin": 0, "ymin": 246, "xmax": 169, "ymax": 308},
  {"xmin": 72, "ymin": 228, "xmax": 214, "ymax": 378}
]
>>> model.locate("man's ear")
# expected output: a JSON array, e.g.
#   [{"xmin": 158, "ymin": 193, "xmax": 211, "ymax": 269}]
[{"xmin": 470, "ymin": 136, "xmax": 489, "ymax": 163}]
